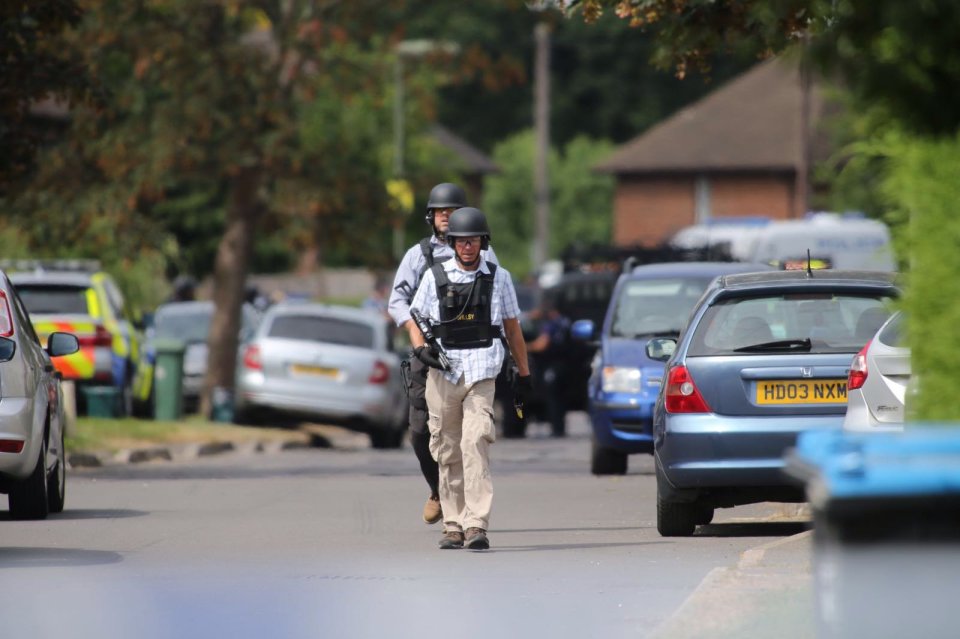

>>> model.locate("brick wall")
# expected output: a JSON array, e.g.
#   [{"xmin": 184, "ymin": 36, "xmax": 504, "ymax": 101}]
[{"xmin": 612, "ymin": 173, "xmax": 796, "ymax": 246}]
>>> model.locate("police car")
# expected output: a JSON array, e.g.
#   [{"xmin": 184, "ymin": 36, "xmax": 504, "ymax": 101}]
[{"xmin": 8, "ymin": 260, "xmax": 144, "ymax": 417}]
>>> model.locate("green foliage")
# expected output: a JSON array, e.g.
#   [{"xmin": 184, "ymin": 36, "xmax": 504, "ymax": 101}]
[
  {"xmin": 0, "ymin": 0, "xmax": 89, "ymax": 195},
  {"xmin": 483, "ymin": 130, "xmax": 614, "ymax": 278},
  {"xmin": 882, "ymin": 134, "xmax": 960, "ymax": 421}
]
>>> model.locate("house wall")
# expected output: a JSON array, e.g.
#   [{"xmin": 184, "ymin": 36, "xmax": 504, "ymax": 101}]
[{"xmin": 612, "ymin": 173, "xmax": 797, "ymax": 246}]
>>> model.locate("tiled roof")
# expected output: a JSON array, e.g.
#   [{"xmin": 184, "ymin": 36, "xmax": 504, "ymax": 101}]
[{"xmin": 596, "ymin": 57, "xmax": 831, "ymax": 174}]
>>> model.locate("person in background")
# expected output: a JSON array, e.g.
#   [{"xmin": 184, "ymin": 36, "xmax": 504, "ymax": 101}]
[
  {"xmin": 525, "ymin": 291, "xmax": 571, "ymax": 437},
  {"xmin": 362, "ymin": 274, "xmax": 391, "ymax": 319},
  {"xmin": 387, "ymin": 183, "xmax": 499, "ymax": 527},
  {"xmin": 408, "ymin": 206, "xmax": 530, "ymax": 551}
]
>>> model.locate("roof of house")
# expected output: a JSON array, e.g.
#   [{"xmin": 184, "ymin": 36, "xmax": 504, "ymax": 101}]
[
  {"xmin": 429, "ymin": 124, "xmax": 498, "ymax": 175},
  {"xmin": 595, "ymin": 57, "xmax": 833, "ymax": 175}
]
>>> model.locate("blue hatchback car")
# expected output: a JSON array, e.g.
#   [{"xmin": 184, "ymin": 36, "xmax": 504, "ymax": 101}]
[
  {"xmin": 648, "ymin": 269, "xmax": 899, "ymax": 536},
  {"xmin": 573, "ymin": 262, "xmax": 773, "ymax": 475}
]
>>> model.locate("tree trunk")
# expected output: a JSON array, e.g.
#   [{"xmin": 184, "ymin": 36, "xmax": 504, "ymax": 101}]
[{"xmin": 200, "ymin": 166, "xmax": 263, "ymax": 418}]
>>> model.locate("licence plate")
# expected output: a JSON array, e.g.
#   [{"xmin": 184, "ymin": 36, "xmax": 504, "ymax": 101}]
[
  {"xmin": 290, "ymin": 364, "xmax": 340, "ymax": 378},
  {"xmin": 756, "ymin": 379, "xmax": 847, "ymax": 405}
]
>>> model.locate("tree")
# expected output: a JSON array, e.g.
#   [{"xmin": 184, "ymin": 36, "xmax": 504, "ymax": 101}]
[
  {"xmin": 11, "ymin": 0, "xmax": 406, "ymax": 416},
  {"xmin": 483, "ymin": 130, "xmax": 614, "ymax": 278},
  {"xmin": 567, "ymin": 0, "xmax": 960, "ymax": 136},
  {"xmin": 0, "ymin": 0, "xmax": 89, "ymax": 196}
]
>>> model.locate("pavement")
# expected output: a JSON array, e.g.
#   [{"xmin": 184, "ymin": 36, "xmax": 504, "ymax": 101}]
[{"xmin": 67, "ymin": 422, "xmax": 819, "ymax": 638}]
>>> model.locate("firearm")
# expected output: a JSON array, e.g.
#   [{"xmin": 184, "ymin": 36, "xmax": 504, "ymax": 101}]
[{"xmin": 410, "ymin": 309, "xmax": 453, "ymax": 372}]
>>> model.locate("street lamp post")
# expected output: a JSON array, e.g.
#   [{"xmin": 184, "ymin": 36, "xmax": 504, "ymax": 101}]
[{"xmin": 392, "ymin": 39, "xmax": 459, "ymax": 261}]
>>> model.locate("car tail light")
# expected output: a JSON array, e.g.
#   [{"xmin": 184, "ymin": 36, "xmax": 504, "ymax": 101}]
[
  {"xmin": 242, "ymin": 345, "xmax": 262, "ymax": 371},
  {"xmin": 369, "ymin": 360, "xmax": 389, "ymax": 384},
  {"xmin": 848, "ymin": 340, "xmax": 870, "ymax": 390},
  {"xmin": 0, "ymin": 290, "xmax": 13, "ymax": 337},
  {"xmin": 664, "ymin": 365, "xmax": 711, "ymax": 414},
  {"xmin": 0, "ymin": 439, "xmax": 24, "ymax": 453},
  {"xmin": 78, "ymin": 324, "xmax": 112, "ymax": 348}
]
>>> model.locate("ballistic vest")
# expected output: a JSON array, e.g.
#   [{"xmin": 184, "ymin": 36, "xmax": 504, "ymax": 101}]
[
  {"xmin": 430, "ymin": 262, "xmax": 498, "ymax": 350},
  {"xmin": 417, "ymin": 237, "xmax": 451, "ymax": 283}
]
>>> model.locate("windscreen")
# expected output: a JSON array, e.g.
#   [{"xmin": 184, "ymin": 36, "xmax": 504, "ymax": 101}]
[
  {"xmin": 155, "ymin": 310, "xmax": 212, "ymax": 343},
  {"xmin": 268, "ymin": 315, "xmax": 374, "ymax": 349},
  {"xmin": 688, "ymin": 293, "xmax": 895, "ymax": 355},
  {"xmin": 609, "ymin": 277, "xmax": 713, "ymax": 337},
  {"xmin": 15, "ymin": 285, "xmax": 89, "ymax": 315},
  {"xmin": 877, "ymin": 312, "xmax": 905, "ymax": 348}
]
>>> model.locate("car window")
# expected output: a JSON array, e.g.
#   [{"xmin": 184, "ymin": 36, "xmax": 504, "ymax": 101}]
[
  {"xmin": 877, "ymin": 312, "xmax": 904, "ymax": 348},
  {"xmin": 16, "ymin": 285, "xmax": 89, "ymax": 315},
  {"xmin": 268, "ymin": 315, "xmax": 374, "ymax": 349},
  {"xmin": 688, "ymin": 293, "xmax": 895, "ymax": 355},
  {"xmin": 609, "ymin": 277, "xmax": 713, "ymax": 337},
  {"xmin": 100, "ymin": 278, "xmax": 125, "ymax": 321},
  {"xmin": 155, "ymin": 311, "xmax": 212, "ymax": 343},
  {"xmin": 10, "ymin": 288, "xmax": 41, "ymax": 346}
]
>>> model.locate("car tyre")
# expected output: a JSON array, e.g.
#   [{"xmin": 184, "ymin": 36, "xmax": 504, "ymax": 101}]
[
  {"xmin": 695, "ymin": 504, "xmax": 714, "ymax": 526},
  {"xmin": 657, "ymin": 492, "xmax": 699, "ymax": 537},
  {"xmin": 369, "ymin": 428, "xmax": 405, "ymax": 450},
  {"xmin": 591, "ymin": 439, "xmax": 627, "ymax": 475},
  {"xmin": 47, "ymin": 428, "xmax": 66, "ymax": 513},
  {"xmin": 9, "ymin": 436, "xmax": 50, "ymax": 520}
]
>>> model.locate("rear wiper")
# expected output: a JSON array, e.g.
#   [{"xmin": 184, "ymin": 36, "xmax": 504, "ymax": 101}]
[{"xmin": 733, "ymin": 338, "xmax": 812, "ymax": 352}]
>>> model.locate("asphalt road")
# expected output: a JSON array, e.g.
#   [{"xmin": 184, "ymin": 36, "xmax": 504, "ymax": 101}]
[{"xmin": 0, "ymin": 414, "xmax": 812, "ymax": 639}]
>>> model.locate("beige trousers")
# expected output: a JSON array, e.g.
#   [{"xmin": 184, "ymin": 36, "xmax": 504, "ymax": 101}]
[{"xmin": 425, "ymin": 370, "xmax": 497, "ymax": 532}]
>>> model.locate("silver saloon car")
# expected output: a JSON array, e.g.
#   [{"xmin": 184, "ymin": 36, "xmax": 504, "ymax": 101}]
[
  {"xmin": 0, "ymin": 270, "xmax": 79, "ymax": 519},
  {"xmin": 649, "ymin": 270, "xmax": 899, "ymax": 536},
  {"xmin": 843, "ymin": 310, "xmax": 909, "ymax": 432},
  {"xmin": 234, "ymin": 303, "xmax": 408, "ymax": 448}
]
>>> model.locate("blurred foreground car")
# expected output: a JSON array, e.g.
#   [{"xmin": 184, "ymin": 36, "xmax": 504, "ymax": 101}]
[
  {"xmin": 843, "ymin": 310, "xmax": 908, "ymax": 432},
  {"xmin": 0, "ymin": 270, "xmax": 79, "ymax": 519},
  {"xmin": 649, "ymin": 270, "xmax": 899, "ymax": 536},
  {"xmin": 234, "ymin": 303, "xmax": 408, "ymax": 448},
  {"xmin": 10, "ymin": 261, "xmax": 144, "ymax": 416},
  {"xmin": 140, "ymin": 301, "xmax": 260, "ymax": 413},
  {"xmin": 574, "ymin": 262, "xmax": 774, "ymax": 475}
]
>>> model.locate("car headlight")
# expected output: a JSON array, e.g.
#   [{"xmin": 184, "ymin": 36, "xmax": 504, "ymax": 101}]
[{"xmin": 601, "ymin": 366, "xmax": 641, "ymax": 394}]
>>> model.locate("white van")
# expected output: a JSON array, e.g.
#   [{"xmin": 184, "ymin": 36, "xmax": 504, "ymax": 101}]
[
  {"xmin": 747, "ymin": 213, "xmax": 896, "ymax": 271},
  {"xmin": 671, "ymin": 213, "xmax": 896, "ymax": 272}
]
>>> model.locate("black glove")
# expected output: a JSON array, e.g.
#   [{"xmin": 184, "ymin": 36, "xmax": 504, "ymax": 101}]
[
  {"xmin": 513, "ymin": 374, "xmax": 534, "ymax": 405},
  {"xmin": 414, "ymin": 345, "xmax": 445, "ymax": 370}
]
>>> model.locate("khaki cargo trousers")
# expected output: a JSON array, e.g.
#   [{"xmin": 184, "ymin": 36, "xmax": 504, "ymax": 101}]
[{"xmin": 425, "ymin": 369, "xmax": 497, "ymax": 533}]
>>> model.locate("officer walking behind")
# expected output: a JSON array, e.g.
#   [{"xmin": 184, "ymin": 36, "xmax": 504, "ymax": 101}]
[
  {"xmin": 526, "ymin": 292, "xmax": 571, "ymax": 437},
  {"xmin": 408, "ymin": 207, "xmax": 531, "ymax": 551},
  {"xmin": 387, "ymin": 183, "xmax": 499, "ymax": 526}
]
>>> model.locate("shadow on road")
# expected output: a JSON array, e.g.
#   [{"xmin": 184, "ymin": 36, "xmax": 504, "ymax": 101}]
[
  {"xmin": 697, "ymin": 521, "xmax": 811, "ymax": 537},
  {"xmin": 0, "ymin": 547, "xmax": 123, "ymax": 568},
  {"xmin": 496, "ymin": 525, "xmax": 645, "ymax": 534},
  {"xmin": 491, "ymin": 540, "xmax": 668, "ymax": 553},
  {"xmin": 0, "ymin": 508, "xmax": 148, "ymax": 521}
]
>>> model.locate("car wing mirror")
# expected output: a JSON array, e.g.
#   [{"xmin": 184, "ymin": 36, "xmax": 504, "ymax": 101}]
[
  {"xmin": 47, "ymin": 331, "xmax": 80, "ymax": 357},
  {"xmin": 0, "ymin": 336, "xmax": 15, "ymax": 362},
  {"xmin": 645, "ymin": 337, "xmax": 677, "ymax": 362}
]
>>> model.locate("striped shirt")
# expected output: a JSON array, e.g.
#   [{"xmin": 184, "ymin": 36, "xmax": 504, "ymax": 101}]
[
  {"xmin": 410, "ymin": 259, "xmax": 520, "ymax": 385},
  {"xmin": 387, "ymin": 235, "xmax": 498, "ymax": 328}
]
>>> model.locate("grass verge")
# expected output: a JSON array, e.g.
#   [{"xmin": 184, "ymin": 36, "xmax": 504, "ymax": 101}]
[{"xmin": 66, "ymin": 415, "xmax": 307, "ymax": 454}]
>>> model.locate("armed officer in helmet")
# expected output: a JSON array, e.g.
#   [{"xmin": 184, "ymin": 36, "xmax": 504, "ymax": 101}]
[
  {"xmin": 388, "ymin": 183, "xmax": 499, "ymax": 526},
  {"xmin": 408, "ymin": 207, "xmax": 531, "ymax": 551}
]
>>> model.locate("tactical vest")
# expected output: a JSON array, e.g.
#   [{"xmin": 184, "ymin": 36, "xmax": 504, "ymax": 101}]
[
  {"xmin": 417, "ymin": 237, "xmax": 451, "ymax": 283},
  {"xmin": 430, "ymin": 262, "xmax": 498, "ymax": 350}
]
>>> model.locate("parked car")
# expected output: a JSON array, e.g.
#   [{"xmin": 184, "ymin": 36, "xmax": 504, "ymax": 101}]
[
  {"xmin": 139, "ymin": 301, "xmax": 261, "ymax": 413},
  {"xmin": 234, "ymin": 302, "xmax": 408, "ymax": 448},
  {"xmin": 843, "ymin": 310, "xmax": 908, "ymax": 432},
  {"xmin": 0, "ymin": 268, "xmax": 79, "ymax": 519},
  {"xmin": 9, "ymin": 261, "xmax": 144, "ymax": 416},
  {"xmin": 573, "ymin": 262, "xmax": 775, "ymax": 475},
  {"xmin": 648, "ymin": 270, "xmax": 900, "ymax": 536}
]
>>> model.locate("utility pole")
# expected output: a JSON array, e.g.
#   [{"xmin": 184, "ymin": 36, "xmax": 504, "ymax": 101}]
[{"xmin": 533, "ymin": 21, "xmax": 551, "ymax": 272}]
